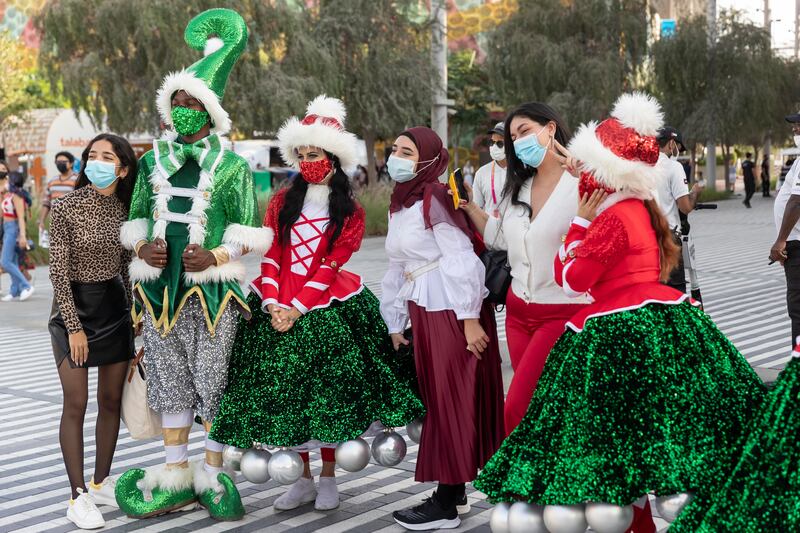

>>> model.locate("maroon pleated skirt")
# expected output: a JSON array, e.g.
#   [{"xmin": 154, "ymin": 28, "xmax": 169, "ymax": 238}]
[{"xmin": 408, "ymin": 301, "xmax": 504, "ymax": 484}]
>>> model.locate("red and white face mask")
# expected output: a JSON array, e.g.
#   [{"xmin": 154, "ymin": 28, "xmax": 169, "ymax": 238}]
[{"xmin": 299, "ymin": 158, "xmax": 333, "ymax": 184}]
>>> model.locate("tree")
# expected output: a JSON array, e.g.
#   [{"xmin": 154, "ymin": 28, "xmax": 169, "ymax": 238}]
[
  {"xmin": 448, "ymin": 49, "xmax": 496, "ymax": 167},
  {"xmin": 312, "ymin": 0, "xmax": 433, "ymax": 183},
  {"xmin": 36, "ymin": 0, "xmax": 329, "ymax": 136},
  {"xmin": 485, "ymin": 0, "xmax": 649, "ymax": 131}
]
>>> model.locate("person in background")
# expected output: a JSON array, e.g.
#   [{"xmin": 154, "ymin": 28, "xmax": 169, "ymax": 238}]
[
  {"xmin": 770, "ymin": 111, "xmax": 800, "ymax": 347},
  {"xmin": 48, "ymin": 133, "xmax": 138, "ymax": 530},
  {"xmin": 742, "ymin": 152, "xmax": 756, "ymax": 208},
  {"xmin": 462, "ymin": 159, "xmax": 475, "ymax": 188},
  {"xmin": 40, "ymin": 151, "xmax": 79, "ymax": 228},
  {"xmin": 472, "ymin": 122, "xmax": 508, "ymax": 216},
  {"xmin": 654, "ymin": 127, "xmax": 701, "ymax": 294},
  {"xmin": 762, "ymin": 153, "xmax": 771, "ymax": 197},
  {"xmin": 1, "ymin": 171, "xmax": 34, "ymax": 301}
]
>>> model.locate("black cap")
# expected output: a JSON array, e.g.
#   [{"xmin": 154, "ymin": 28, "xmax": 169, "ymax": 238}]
[
  {"xmin": 785, "ymin": 112, "xmax": 800, "ymax": 123},
  {"xmin": 656, "ymin": 126, "xmax": 685, "ymax": 151},
  {"xmin": 487, "ymin": 121, "xmax": 505, "ymax": 136}
]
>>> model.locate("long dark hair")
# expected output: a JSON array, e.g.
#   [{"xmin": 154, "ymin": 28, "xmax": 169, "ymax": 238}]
[
  {"xmin": 644, "ymin": 199, "xmax": 680, "ymax": 281},
  {"xmin": 7, "ymin": 171, "xmax": 31, "ymax": 207},
  {"xmin": 278, "ymin": 152, "xmax": 356, "ymax": 252},
  {"xmin": 74, "ymin": 133, "xmax": 138, "ymax": 209},
  {"xmin": 502, "ymin": 102, "xmax": 570, "ymax": 216}
]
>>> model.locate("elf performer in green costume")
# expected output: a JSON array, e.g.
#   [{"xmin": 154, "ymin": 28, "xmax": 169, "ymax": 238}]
[{"xmin": 114, "ymin": 9, "xmax": 272, "ymax": 521}]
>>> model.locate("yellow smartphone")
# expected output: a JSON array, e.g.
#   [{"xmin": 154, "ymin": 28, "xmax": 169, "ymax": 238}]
[{"xmin": 448, "ymin": 168, "xmax": 467, "ymax": 209}]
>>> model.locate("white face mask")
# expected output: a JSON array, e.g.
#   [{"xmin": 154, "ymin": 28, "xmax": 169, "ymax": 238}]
[
  {"xmin": 489, "ymin": 144, "xmax": 506, "ymax": 162},
  {"xmin": 794, "ymin": 135, "xmax": 800, "ymax": 148}
]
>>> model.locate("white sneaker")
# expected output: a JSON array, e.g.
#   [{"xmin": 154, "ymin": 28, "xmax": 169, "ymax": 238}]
[
  {"xmin": 0, "ymin": 294, "xmax": 16, "ymax": 302},
  {"xmin": 89, "ymin": 476, "xmax": 118, "ymax": 507},
  {"xmin": 273, "ymin": 477, "xmax": 317, "ymax": 511},
  {"xmin": 66, "ymin": 488, "xmax": 105, "ymax": 529},
  {"xmin": 19, "ymin": 286, "xmax": 35, "ymax": 301},
  {"xmin": 315, "ymin": 476, "xmax": 339, "ymax": 511}
]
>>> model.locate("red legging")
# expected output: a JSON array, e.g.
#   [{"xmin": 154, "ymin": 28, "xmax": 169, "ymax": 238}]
[
  {"xmin": 299, "ymin": 447, "xmax": 336, "ymax": 463},
  {"xmin": 503, "ymin": 289, "xmax": 585, "ymax": 435}
]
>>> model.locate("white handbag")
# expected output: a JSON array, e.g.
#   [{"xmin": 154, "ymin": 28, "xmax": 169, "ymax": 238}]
[{"xmin": 121, "ymin": 348, "xmax": 162, "ymax": 440}]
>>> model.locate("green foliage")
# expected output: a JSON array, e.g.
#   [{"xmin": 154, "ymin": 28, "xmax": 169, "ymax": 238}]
[
  {"xmin": 485, "ymin": 0, "xmax": 649, "ymax": 130},
  {"xmin": 697, "ymin": 188, "xmax": 732, "ymax": 203},
  {"xmin": 356, "ymin": 183, "xmax": 393, "ymax": 236},
  {"xmin": 449, "ymin": 50, "xmax": 495, "ymax": 150}
]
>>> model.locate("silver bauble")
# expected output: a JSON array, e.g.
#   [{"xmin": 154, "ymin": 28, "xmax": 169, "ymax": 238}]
[
  {"xmin": 543, "ymin": 504, "xmax": 588, "ymax": 533},
  {"xmin": 335, "ymin": 438, "xmax": 371, "ymax": 472},
  {"xmin": 585, "ymin": 503, "xmax": 634, "ymax": 533},
  {"xmin": 405, "ymin": 418, "xmax": 423, "ymax": 444},
  {"xmin": 371, "ymin": 430, "xmax": 407, "ymax": 467},
  {"xmin": 267, "ymin": 449, "xmax": 305, "ymax": 485},
  {"xmin": 508, "ymin": 502, "xmax": 547, "ymax": 533},
  {"xmin": 239, "ymin": 448, "xmax": 272, "ymax": 484},
  {"xmin": 655, "ymin": 493, "xmax": 693, "ymax": 523},
  {"xmin": 221, "ymin": 446, "xmax": 246, "ymax": 471},
  {"xmin": 489, "ymin": 502, "xmax": 512, "ymax": 533}
]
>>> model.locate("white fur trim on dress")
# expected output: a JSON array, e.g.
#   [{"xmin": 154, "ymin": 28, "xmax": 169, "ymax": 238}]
[
  {"xmin": 156, "ymin": 71, "xmax": 231, "ymax": 135},
  {"xmin": 568, "ymin": 123, "xmax": 663, "ymax": 199},
  {"xmin": 277, "ymin": 95, "xmax": 359, "ymax": 174},
  {"xmin": 222, "ymin": 224, "xmax": 274, "ymax": 255},
  {"xmin": 305, "ymin": 184, "xmax": 331, "ymax": 205},
  {"xmin": 610, "ymin": 92, "xmax": 664, "ymax": 136},
  {"xmin": 183, "ymin": 260, "xmax": 246, "ymax": 285},
  {"xmin": 129, "ymin": 256, "xmax": 163, "ymax": 282},
  {"xmin": 121, "ymin": 218, "xmax": 150, "ymax": 250},
  {"xmin": 192, "ymin": 461, "xmax": 236, "ymax": 495},
  {"xmin": 139, "ymin": 463, "xmax": 195, "ymax": 492}
]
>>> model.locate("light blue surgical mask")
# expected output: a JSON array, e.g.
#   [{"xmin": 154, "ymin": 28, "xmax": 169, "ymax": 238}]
[
  {"xmin": 513, "ymin": 127, "xmax": 550, "ymax": 168},
  {"xmin": 84, "ymin": 160, "xmax": 119, "ymax": 189},
  {"xmin": 387, "ymin": 155, "xmax": 416, "ymax": 183}
]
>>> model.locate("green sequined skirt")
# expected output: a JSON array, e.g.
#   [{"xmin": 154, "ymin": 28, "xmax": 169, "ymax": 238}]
[
  {"xmin": 209, "ymin": 289, "xmax": 425, "ymax": 448},
  {"xmin": 473, "ymin": 302, "xmax": 765, "ymax": 506},
  {"xmin": 670, "ymin": 357, "xmax": 800, "ymax": 532}
]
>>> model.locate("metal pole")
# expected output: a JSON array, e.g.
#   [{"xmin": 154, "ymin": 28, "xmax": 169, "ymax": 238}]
[
  {"xmin": 764, "ymin": 0, "xmax": 772, "ymax": 170},
  {"xmin": 431, "ymin": 0, "xmax": 448, "ymax": 146},
  {"xmin": 706, "ymin": 0, "xmax": 717, "ymax": 190}
]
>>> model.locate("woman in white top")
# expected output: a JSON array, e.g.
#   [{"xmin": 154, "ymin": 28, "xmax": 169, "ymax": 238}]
[
  {"xmin": 460, "ymin": 103, "xmax": 590, "ymax": 434},
  {"xmin": 380, "ymin": 126, "xmax": 504, "ymax": 531}
]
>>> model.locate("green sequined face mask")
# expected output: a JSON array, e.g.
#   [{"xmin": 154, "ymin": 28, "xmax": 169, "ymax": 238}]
[{"xmin": 171, "ymin": 106, "xmax": 210, "ymax": 136}]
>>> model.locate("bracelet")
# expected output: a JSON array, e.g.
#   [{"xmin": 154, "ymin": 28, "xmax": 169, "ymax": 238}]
[
  {"xmin": 210, "ymin": 246, "xmax": 230, "ymax": 266},
  {"xmin": 134, "ymin": 240, "xmax": 148, "ymax": 257}
]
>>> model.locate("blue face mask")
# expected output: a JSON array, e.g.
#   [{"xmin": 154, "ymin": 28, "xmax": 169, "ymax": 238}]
[
  {"xmin": 513, "ymin": 127, "xmax": 550, "ymax": 168},
  {"xmin": 84, "ymin": 160, "xmax": 119, "ymax": 189},
  {"xmin": 387, "ymin": 155, "xmax": 417, "ymax": 183}
]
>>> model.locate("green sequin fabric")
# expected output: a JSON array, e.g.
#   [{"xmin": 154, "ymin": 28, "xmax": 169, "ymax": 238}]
[
  {"xmin": 473, "ymin": 302, "xmax": 765, "ymax": 506},
  {"xmin": 671, "ymin": 357, "xmax": 800, "ymax": 532},
  {"xmin": 209, "ymin": 289, "xmax": 425, "ymax": 448}
]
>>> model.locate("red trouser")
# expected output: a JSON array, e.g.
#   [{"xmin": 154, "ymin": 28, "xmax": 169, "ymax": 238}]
[{"xmin": 503, "ymin": 288, "xmax": 585, "ymax": 435}]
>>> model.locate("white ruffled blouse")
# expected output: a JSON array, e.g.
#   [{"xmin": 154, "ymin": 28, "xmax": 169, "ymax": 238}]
[{"xmin": 380, "ymin": 200, "xmax": 487, "ymax": 334}]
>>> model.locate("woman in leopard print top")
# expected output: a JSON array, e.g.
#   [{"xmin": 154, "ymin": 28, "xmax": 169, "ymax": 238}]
[{"xmin": 47, "ymin": 133, "xmax": 139, "ymax": 515}]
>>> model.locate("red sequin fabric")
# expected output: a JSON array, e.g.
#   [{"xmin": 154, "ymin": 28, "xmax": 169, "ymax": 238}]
[
  {"xmin": 596, "ymin": 119, "xmax": 659, "ymax": 165},
  {"xmin": 575, "ymin": 211, "xmax": 629, "ymax": 266}
]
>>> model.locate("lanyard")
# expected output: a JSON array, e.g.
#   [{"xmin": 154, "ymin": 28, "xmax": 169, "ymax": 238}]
[{"xmin": 490, "ymin": 162, "xmax": 497, "ymax": 206}]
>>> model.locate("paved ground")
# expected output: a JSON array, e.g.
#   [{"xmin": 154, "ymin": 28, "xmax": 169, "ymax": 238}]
[{"xmin": 0, "ymin": 193, "xmax": 787, "ymax": 532}]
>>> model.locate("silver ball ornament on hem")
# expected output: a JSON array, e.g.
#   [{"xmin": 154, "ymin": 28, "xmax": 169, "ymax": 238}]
[
  {"xmin": 239, "ymin": 448, "xmax": 272, "ymax": 484},
  {"xmin": 335, "ymin": 438, "xmax": 371, "ymax": 472},
  {"xmin": 543, "ymin": 504, "xmax": 588, "ymax": 533},
  {"xmin": 221, "ymin": 446, "xmax": 246, "ymax": 471},
  {"xmin": 655, "ymin": 493, "xmax": 693, "ymax": 523},
  {"xmin": 267, "ymin": 449, "xmax": 305, "ymax": 485},
  {"xmin": 489, "ymin": 502, "xmax": 511, "ymax": 533},
  {"xmin": 508, "ymin": 502, "xmax": 547, "ymax": 533},
  {"xmin": 585, "ymin": 503, "xmax": 634, "ymax": 533},
  {"xmin": 371, "ymin": 430, "xmax": 407, "ymax": 467},
  {"xmin": 405, "ymin": 418, "xmax": 423, "ymax": 444}
]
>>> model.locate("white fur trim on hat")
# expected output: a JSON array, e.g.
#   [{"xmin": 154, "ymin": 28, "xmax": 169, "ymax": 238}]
[
  {"xmin": 610, "ymin": 92, "xmax": 664, "ymax": 136},
  {"xmin": 277, "ymin": 95, "xmax": 359, "ymax": 175},
  {"xmin": 568, "ymin": 122, "xmax": 662, "ymax": 200},
  {"xmin": 156, "ymin": 71, "xmax": 231, "ymax": 135}
]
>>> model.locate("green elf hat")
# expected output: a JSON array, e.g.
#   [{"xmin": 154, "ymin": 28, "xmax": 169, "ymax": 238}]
[{"xmin": 156, "ymin": 8, "xmax": 248, "ymax": 135}]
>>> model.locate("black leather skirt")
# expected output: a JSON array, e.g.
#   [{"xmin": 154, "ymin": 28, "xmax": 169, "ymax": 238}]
[{"xmin": 49, "ymin": 276, "xmax": 135, "ymax": 368}]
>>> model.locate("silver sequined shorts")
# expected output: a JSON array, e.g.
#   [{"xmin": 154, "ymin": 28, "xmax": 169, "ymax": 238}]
[{"xmin": 142, "ymin": 295, "xmax": 238, "ymax": 421}]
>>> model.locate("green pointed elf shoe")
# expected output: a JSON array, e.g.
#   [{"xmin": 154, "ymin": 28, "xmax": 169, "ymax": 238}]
[
  {"xmin": 194, "ymin": 462, "xmax": 245, "ymax": 521},
  {"xmin": 114, "ymin": 465, "xmax": 197, "ymax": 518}
]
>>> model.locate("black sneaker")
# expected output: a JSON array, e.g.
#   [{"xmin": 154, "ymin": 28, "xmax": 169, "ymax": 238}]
[
  {"xmin": 393, "ymin": 493, "xmax": 461, "ymax": 530},
  {"xmin": 456, "ymin": 493, "xmax": 470, "ymax": 514}
]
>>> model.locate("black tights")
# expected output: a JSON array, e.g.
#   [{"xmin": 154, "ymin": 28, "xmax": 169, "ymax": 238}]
[
  {"xmin": 57, "ymin": 359, "xmax": 129, "ymax": 499},
  {"xmin": 436, "ymin": 483, "xmax": 466, "ymax": 508}
]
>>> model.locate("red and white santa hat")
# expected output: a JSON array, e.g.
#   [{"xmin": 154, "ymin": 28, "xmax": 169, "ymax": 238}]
[
  {"xmin": 568, "ymin": 92, "xmax": 664, "ymax": 200},
  {"xmin": 277, "ymin": 95, "xmax": 359, "ymax": 174}
]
